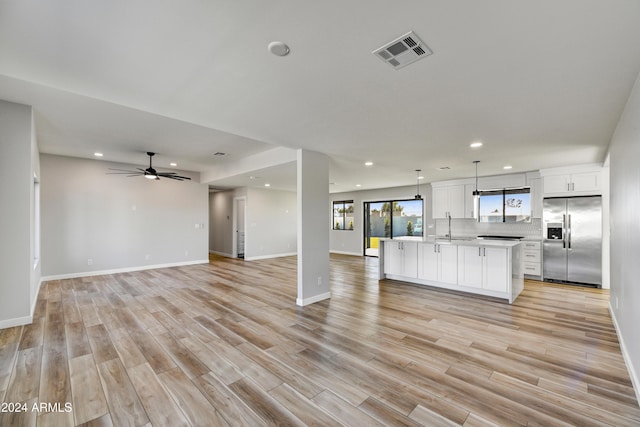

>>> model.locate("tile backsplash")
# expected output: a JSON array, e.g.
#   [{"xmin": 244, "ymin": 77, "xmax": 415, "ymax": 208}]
[{"xmin": 435, "ymin": 218, "xmax": 543, "ymax": 239}]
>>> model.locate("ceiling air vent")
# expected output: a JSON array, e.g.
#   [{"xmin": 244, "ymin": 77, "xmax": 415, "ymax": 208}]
[{"xmin": 372, "ymin": 31, "xmax": 433, "ymax": 70}]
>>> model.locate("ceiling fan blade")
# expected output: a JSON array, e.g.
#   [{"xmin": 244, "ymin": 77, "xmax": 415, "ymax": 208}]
[
  {"xmin": 159, "ymin": 173, "xmax": 191, "ymax": 181},
  {"xmin": 107, "ymin": 171, "xmax": 143, "ymax": 175},
  {"xmin": 108, "ymin": 168, "xmax": 139, "ymax": 173}
]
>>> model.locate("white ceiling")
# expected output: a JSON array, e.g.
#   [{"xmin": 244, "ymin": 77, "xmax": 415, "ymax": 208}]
[{"xmin": 1, "ymin": 1, "xmax": 640, "ymax": 192}]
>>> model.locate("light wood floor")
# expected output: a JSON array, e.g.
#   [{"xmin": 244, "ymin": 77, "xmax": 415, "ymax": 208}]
[{"xmin": 1, "ymin": 254, "xmax": 638, "ymax": 426}]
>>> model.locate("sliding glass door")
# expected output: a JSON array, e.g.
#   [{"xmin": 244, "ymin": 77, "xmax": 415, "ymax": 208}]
[{"xmin": 364, "ymin": 199, "xmax": 423, "ymax": 257}]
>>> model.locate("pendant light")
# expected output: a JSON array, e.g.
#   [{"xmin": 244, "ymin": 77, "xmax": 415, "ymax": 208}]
[
  {"xmin": 414, "ymin": 169, "xmax": 422, "ymax": 199},
  {"xmin": 472, "ymin": 160, "xmax": 480, "ymax": 220}
]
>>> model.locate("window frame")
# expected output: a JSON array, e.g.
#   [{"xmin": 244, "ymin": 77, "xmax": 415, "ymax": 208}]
[
  {"xmin": 478, "ymin": 187, "xmax": 531, "ymax": 223},
  {"xmin": 332, "ymin": 200, "xmax": 354, "ymax": 231}
]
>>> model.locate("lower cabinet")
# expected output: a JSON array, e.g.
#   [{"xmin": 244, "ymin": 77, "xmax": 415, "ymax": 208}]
[
  {"xmin": 381, "ymin": 240, "xmax": 522, "ymax": 303},
  {"xmin": 457, "ymin": 245, "xmax": 508, "ymax": 293},
  {"xmin": 384, "ymin": 240, "xmax": 418, "ymax": 279},
  {"xmin": 418, "ymin": 243, "xmax": 457, "ymax": 284}
]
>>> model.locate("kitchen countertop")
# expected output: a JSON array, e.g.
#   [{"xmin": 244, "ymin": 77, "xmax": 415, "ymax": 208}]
[{"xmin": 381, "ymin": 236, "xmax": 522, "ymax": 247}]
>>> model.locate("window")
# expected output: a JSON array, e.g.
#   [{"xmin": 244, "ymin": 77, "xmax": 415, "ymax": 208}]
[
  {"xmin": 333, "ymin": 200, "xmax": 354, "ymax": 230},
  {"xmin": 478, "ymin": 187, "xmax": 531, "ymax": 223}
]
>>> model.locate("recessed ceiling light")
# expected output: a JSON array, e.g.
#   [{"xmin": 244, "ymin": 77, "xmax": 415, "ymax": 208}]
[
  {"xmin": 365, "ymin": 161, "xmax": 373, "ymax": 166},
  {"xmin": 264, "ymin": 183, "xmax": 271, "ymax": 187},
  {"xmin": 503, "ymin": 165, "xmax": 513, "ymax": 170},
  {"xmin": 268, "ymin": 41, "xmax": 290, "ymax": 57},
  {"xmin": 418, "ymin": 176, "xmax": 424, "ymax": 180},
  {"xmin": 94, "ymin": 152, "xmax": 103, "ymax": 157},
  {"xmin": 170, "ymin": 162, "xmax": 177, "ymax": 167},
  {"xmin": 356, "ymin": 184, "xmax": 361, "ymax": 187},
  {"xmin": 470, "ymin": 141, "xmax": 483, "ymax": 148}
]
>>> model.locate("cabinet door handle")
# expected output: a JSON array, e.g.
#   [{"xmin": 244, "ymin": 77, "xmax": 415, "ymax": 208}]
[
  {"xmin": 479, "ymin": 247, "xmax": 482, "ymax": 256},
  {"xmin": 483, "ymin": 248, "xmax": 486, "ymax": 256}
]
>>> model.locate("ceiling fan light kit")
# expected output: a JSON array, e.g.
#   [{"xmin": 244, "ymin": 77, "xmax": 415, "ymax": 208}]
[{"xmin": 107, "ymin": 152, "xmax": 191, "ymax": 181}]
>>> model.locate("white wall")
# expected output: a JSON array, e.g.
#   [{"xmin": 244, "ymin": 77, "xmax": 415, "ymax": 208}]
[
  {"xmin": 245, "ymin": 187, "xmax": 296, "ymax": 260},
  {"xmin": 0, "ymin": 100, "xmax": 41, "ymax": 328},
  {"xmin": 608, "ymin": 71, "xmax": 640, "ymax": 401},
  {"xmin": 40, "ymin": 154, "xmax": 209, "ymax": 278},
  {"xmin": 330, "ymin": 184, "xmax": 433, "ymax": 255},
  {"xmin": 209, "ymin": 187, "xmax": 296, "ymax": 260}
]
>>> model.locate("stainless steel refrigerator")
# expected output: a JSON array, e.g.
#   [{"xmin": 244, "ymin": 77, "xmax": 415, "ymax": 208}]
[{"xmin": 543, "ymin": 196, "xmax": 602, "ymax": 287}]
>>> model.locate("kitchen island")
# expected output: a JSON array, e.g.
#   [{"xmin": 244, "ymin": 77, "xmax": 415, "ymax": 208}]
[{"xmin": 379, "ymin": 237, "xmax": 524, "ymax": 303}]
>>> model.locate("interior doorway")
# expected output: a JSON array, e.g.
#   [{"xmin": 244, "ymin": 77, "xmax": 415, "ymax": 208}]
[{"xmin": 233, "ymin": 197, "xmax": 246, "ymax": 259}]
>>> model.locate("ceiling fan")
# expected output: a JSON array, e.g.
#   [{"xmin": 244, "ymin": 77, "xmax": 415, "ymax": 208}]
[{"xmin": 107, "ymin": 152, "xmax": 191, "ymax": 181}]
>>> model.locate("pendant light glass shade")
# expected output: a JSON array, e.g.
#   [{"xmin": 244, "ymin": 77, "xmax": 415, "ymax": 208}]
[{"xmin": 472, "ymin": 161, "xmax": 480, "ymax": 220}]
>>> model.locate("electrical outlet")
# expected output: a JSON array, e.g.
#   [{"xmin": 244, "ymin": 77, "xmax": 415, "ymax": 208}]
[
  {"xmin": 87, "ymin": 259, "xmax": 93, "ymax": 266},
  {"xmin": 317, "ymin": 276, "xmax": 322, "ymax": 286},
  {"xmin": 145, "ymin": 254, "xmax": 150, "ymax": 261},
  {"xmin": 185, "ymin": 250, "xmax": 189, "ymax": 257}
]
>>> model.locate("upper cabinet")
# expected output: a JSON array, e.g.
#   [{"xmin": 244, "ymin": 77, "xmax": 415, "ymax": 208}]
[
  {"xmin": 540, "ymin": 165, "xmax": 602, "ymax": 197},
  {"xmin": 525, "ymin": 172, "xmax": 542, "ymax": 219},
  {"xmin": 432, "ymin": 185, "xmax": 465, "ymax": 218}
]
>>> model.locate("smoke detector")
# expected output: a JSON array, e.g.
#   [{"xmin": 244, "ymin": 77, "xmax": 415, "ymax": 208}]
[{"xmin": 372, "ymin": 31, "xmax": 433, "ymax": 70}]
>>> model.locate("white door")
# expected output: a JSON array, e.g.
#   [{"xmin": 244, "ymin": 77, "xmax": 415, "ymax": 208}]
[
  {"xmin": 418, "ymin": 244, "xmax": 439, "ymax": 281},
  {"xmin": 458, "ymin": 245, "xmax": 483, "ymax": 288},
  {"xmin": 385, "ymin": 241, "xmax": 404, "ymax": 276},
  {"xmin": 439, "ymin": 245, "xmax": 458, "ymax": 285},
  {"xmin": 402, "ymin": 242, "xmax": 418, "ymax": 279},
  {"xmin": 483, "ymin": 247, "xmax": 508, "ymax": 292}
]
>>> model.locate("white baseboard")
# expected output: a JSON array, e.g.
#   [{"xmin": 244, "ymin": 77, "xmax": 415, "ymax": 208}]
[
  {"xmin": 0, "ymin": 278, "xmax": 42, "ymax": 330},
  {"xmin": 609, "ymin": 302, "xmax": 640, "ymax": 404},
  {"xmin": 245, "ymin": 252, "xmax": 296, "ymax": 261},
  {"xmin": 329, "ymin": 250, "xmax": 362, "ymax": 256},
  {"xmin": 0, "ymin": 315, "xmax": 33, "ymax": 329},
  {"xmin": 296, "ymin": 291, "xmax": 331, "ymax": 306},
  {"xmin": 41, "ymin": 259, "xmax": 210, "ymax": 281}
]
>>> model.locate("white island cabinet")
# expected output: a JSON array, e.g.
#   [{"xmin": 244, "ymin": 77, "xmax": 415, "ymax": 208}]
[
  {"xmin": 380, "ymin": 238, "xmax": 523, "ymax": 304},
  {"xmin": 458, "ymin": 246, "xmax": 509, "ymax": 293},
  {"xmin": 418, "ymin": 243, "xmax": 458, "ymax": 285},
  {"xmin": 383, "ymin": 240, "xmax": 418, "ymax": 279}
]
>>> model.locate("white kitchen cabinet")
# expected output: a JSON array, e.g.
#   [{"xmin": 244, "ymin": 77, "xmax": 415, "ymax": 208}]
[
  {"xmin": 529, "ymin": 178, "xmax": 542, "ymax": 219},
  {"xmin": 432, "ymin": 185, "xmax": 465, "ymax": 218},
  {"xmin": 542, "ymin": 171, "xmax": 601, "ymax": 196},
  {"xmin": 384, "ymin": 240, "xmax": 418, "ymax": 278},
  {"xmin": 464, "ymin": 183, "xmax": 477, "ymax": 219},
  {"xmin": 522, "ymin": 241, "xmax": 541, "ymax": 277},
  {"xmin": 457, "ymin": 245, "xmax": 508, "ymax": 293},
  {"xmin": 483, "ymin": 247, "xmax": 509, "ymax": 292},
  {"xmin": 418, "ymin": 243, "xmax": 457, "ymax": 284},
  {"xmin": 457, "ymin": 246, "xmax": 483, "ymax": 288},
  {"xmin": 382, "ymin": 239, "xmax": 523, "ymax": 303}
]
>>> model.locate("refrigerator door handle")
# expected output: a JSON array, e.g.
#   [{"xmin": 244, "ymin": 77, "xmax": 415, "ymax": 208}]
[
  {"xmin": 567, "ymin": 214, "xmax": 571, "ymax": 249},
  {"xmin": 562, "ymin": 214, "xmax": 566, "ymax": 249}
]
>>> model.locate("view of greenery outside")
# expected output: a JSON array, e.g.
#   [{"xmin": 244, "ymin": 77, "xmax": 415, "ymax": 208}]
[
  {"xmin": 333, "ymin": 200, "xmax": 354, "ymax": 230},
  {"xmin": 366, "ymin": 199, "xmax": 423, "ymax": 240}
]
